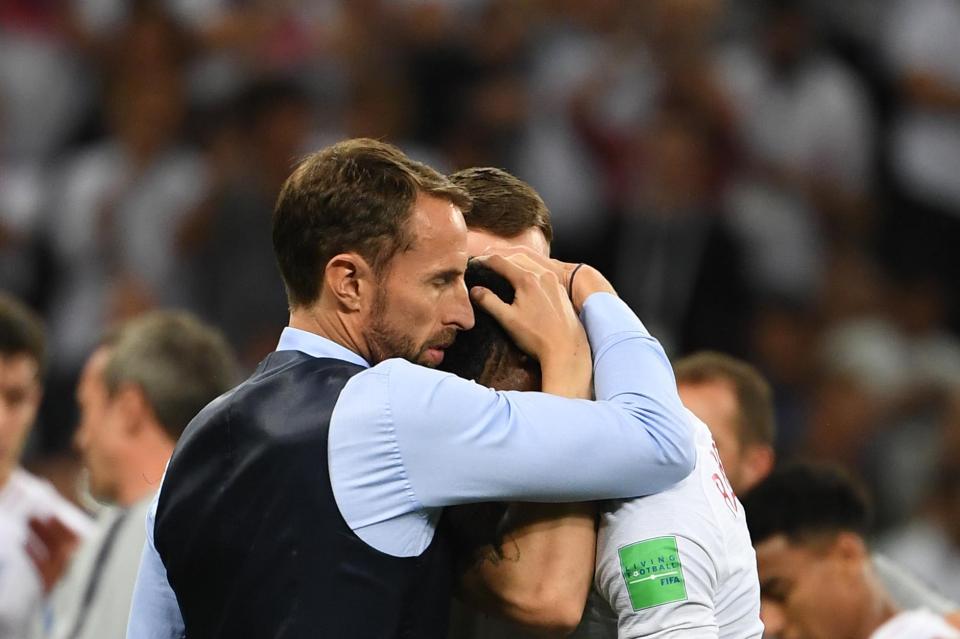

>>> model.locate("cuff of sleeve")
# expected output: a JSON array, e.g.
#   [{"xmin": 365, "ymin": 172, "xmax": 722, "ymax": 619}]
[{"xmin": 580, "ymin": 293, "xmax": 650, "ymax": 346}]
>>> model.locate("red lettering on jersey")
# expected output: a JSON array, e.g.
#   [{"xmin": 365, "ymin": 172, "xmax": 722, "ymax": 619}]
[{"xmin": 710, "ymin": 441, "xmax": 738, "ymax": 515}]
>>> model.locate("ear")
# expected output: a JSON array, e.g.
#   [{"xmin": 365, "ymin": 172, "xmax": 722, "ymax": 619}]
[
  {"xmin": 113, "ymin": 384, "xmax": 153, "ymax": 437},
  {"xmin": 323, "ymin": 253, "xmax": 376, "ymax": 312},
  {"xmin": 740, "ymin": 444, "xmax": 775, "ymax": 493},
  {"xmin": 830, "ymin": 531, "xmax": 868, "ymax": 566}
]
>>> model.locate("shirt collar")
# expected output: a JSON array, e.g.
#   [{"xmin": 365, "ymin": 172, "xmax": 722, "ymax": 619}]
[{"xmin": 275, "ymin": 326, "xmax": 369, "ymax": 368}]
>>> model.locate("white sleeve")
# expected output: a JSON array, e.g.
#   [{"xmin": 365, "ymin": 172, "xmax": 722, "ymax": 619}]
[{"xmin": 597, "ymin": 533, "xmax": 720, "ymax": 638}]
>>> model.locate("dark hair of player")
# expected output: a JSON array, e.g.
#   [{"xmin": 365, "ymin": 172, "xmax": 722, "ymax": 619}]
[{"xmin": 743, "ymin": 462, "xmax": 872, "ymax": 546}]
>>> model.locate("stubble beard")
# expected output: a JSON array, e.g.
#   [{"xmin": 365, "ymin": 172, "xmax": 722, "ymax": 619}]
[{"xmin": 367, "ymin": 286, "xmax": 435, "ymax": 367}]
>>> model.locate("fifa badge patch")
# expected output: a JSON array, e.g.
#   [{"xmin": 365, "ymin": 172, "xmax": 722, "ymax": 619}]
[{"xmin": 617, "ymin": 536, "xmax": 688, "ymax": 610}]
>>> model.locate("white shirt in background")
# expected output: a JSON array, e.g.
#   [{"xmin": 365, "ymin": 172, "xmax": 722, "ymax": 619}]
[
  {"xmin": 0, "ymin": 468, "xmax": 93, "ymax": 639},
  {"xmin": 870, "ymin": 608, "xmax": 960, "ymax": 639}
]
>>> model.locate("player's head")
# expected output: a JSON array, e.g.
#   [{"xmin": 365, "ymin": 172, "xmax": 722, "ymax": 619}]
[
  {"xmin": 743, "ymin": 463, "xmax": 885, "ymax": 639},
  {"xmin": 74, "ymin": 311, "xmax": 237, "ymax": 504},
  {"xmin": 449, "ymin": 167, "xmax": 553, "ymax": 257},
  {"xmin": 0, "ymin": 294, "xmax": 45, "ymax": 487},
  {"xmin": 273, "ymin": 138, "xmax": 475, "ymax": 368},
  {"xmin": 439, "ymin": 261, "xmax": 541, "ymax": 393},
  {"xmin": 674, "ymin": 351, "xmax": 775, "ymax": 493}
]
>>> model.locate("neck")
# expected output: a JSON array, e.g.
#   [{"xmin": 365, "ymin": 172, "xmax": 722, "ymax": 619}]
[
  {"xmin": 857, "ymin": 574, "xmax": 899, "ymax": 639},
  {"xmin": 288, "ymin": 303, "xmax": 370, "ymax": 363}
]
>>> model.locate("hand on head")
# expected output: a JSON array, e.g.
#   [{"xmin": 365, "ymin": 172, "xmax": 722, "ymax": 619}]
[
  {"xmin": 474, "ymin": 246, "xmax": 615, "ymax": 313},
  {"xmin": 469, "ymin": 252, "xmax": 586, "ymax": 369}
]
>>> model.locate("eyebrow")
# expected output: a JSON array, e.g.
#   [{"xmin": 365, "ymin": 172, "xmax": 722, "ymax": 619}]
[{"xmin": 427, "ymin": 267, "xmax": 465, "ymax": 282}]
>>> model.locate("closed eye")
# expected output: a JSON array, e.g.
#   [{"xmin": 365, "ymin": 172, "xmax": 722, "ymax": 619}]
[{"xmin": 430, "ymin": 269, "xmax": 463, "ymax": 287}]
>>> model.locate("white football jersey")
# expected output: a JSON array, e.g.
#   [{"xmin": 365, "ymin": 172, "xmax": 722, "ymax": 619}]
[
  {"xmin": 573, "ymin": 414, "xmax": 762, "ymax": 638},
  {"xmin": 870, "ymin": 608, "xmax": 960, "ymax": 639}
]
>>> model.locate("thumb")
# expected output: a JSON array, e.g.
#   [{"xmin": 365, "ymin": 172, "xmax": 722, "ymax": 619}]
[{"xmin": 470, "ymin": 286, "xmax": 513, "ymax": 327}]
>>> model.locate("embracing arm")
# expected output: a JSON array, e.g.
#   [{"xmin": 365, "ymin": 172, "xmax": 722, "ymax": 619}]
[
  {"xmin": 385, "ymin": 290, "xmax": 695, "ymax": 505},
  {"xmin": 457, "ymin": 502, "xmax": 598, "ymax": 636}
]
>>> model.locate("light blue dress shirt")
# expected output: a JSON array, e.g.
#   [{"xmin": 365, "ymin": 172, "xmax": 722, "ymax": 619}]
[{"xmin": 127, "ymin": 292, "xmax": 695, "ymax": 639}]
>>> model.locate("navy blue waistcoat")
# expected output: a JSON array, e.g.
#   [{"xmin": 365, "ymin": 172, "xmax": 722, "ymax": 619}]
[{"xmin": 155, "ymin": 351, "xmax": 454, "ymax": 638}]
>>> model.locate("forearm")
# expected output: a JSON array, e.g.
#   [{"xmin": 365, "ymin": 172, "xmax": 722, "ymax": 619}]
[
  {"xmin": 458, "ymin": 379, "xmax": 597, "ymax": 634},
  {"xmin": 460, "ymin": 502, "xmax": 598, "ymax": 636}
]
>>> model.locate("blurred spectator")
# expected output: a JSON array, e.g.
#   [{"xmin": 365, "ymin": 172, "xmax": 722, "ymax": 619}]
[
  {"xmin": 884, "ymin": 0, "xmax": 960, "ymax": 212},
  {"xmin": 749, "ymin": 297, "xmax": 819, "ymax": 456},
  {"xmin": 0, "ymin": 153, "xmax": 46, "ymax": 306},
  {"xmin": 819, "ymin": 273, "xmax": 960, "ymax": 522},
  {"xmin": 878, "ymin": 459, "xmax": 960, "ymax": 605},
  {"xmin": 0, "ymin": 1, "xmax": 93, "ymax": 162},
  {"xmin": 0, "ymin": 294, "xmax": 93, "ymax": 639},
  {"xmin": 31, "ymin": 311, "xmax": 237, "ymax": 639},
  {"xmin": 603, "ymin": 109, "xmax": 753, "ymax": 356},
  {"xmin": 44, "ymin": 7, "xmax": 207, "ymax": 426},
  {"xmin": 178, "ymin": 78, "xmax": 310, "ymax": 368},
  {"xmin": 514, "ymin": 1, "xmax": 625, "ymax": 254},
  {"xmin": 882, "ymin": 0, "xmax": 960, "ymax": 328},
  {"xmin": 718, "ymin": 0, "xmax": 874, "ymax": 301}
]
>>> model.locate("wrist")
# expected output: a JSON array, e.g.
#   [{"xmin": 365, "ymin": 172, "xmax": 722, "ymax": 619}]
[
  {"xmin": 540, "ymin": 347, "xmax": 592, "ymax": 399},
  {"xmin": 571, "ymin": 266, "xmax": 616, "ymax": 313}
]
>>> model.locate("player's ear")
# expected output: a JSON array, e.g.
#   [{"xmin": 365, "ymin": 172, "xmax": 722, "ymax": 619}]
[
  {"xmin": 830, "ymin": 531, "xmax": 868, "ymax": 565},
  {"xmin": 740, "ymin": 444, "xmax": 775, "ymax": 493},
  {"xmin": 323, "ymin": 253, "xmax": 376, "ymax": 312}
]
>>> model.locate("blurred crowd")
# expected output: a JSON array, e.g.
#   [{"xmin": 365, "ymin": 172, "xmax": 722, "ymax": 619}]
[{"xmin": 2, "ymin": 0, "xmax": 960, "ymax": 612}]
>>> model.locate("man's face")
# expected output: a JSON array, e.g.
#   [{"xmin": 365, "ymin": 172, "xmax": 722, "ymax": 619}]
[
  {"xmin": 678, "ymin": 379, "xmax": 745, "ymax": 488},
  {"xmin": 367, "ymin": 194, "xmax": 475, "ymax": 367},
  {"xmin": 74, "ymin": 348, "xmax": 126, "ymax": 501},
  {"xmin": 755, "ymin": 534, "xmax": 868, "ymax": 639},
  {"xmin": 0, "ymin": 353, "xmax": 41, "ymax": 482},
  {"xmin": 466, "ymin": 227, "xmax": 549, "ymax": 258}
]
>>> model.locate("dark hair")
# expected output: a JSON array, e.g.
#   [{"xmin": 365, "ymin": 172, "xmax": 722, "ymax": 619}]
[
  {"xmin": 272, "ymin": 138, "xmax": 472, "ymax": 307},
  {"xmin": 449, "ymin": 167, "xmax": 553, "ymax": 245},
  {"xmin": 674, "ymin": 351, "xmax": 775, "ymax": 447},
  {"xmin": 0, "ymin": 293, "xmax": 46, "ymax": 376},
  {"xmin": 438, "ymin": 261, "xmax": 518, "ymax": 383},
  {"xmin": 743, "ymin": 462, "xmax": 872, "ymax": 546},
  {"xmin": 103, "ymin": 311, "xmax": 239, "ymax": 441}
]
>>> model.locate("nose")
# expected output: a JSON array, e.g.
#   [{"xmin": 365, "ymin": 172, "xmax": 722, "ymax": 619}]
[{"xmin": 448, "ymin": 280, "xmax": 475, "ymax": 331}]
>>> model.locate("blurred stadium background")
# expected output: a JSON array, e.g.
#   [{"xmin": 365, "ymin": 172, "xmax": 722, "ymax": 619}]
[{"xmin": 2, "ymin": 0, "xmax": 960, "ymax": 599}]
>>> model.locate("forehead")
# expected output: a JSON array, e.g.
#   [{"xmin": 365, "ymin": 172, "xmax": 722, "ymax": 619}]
[
  {"xmin": 392, "ymin": 194, "xmax": 468, "ymax": 270},
  {"xmin": 0, "ymin": 353, "xmax": 40, "ymax": 387},
  {"xmin": 678, "ymin": 379, "xmax": 740, "ymax": 437},
  {"xmin": 466, "ymin": 227, "xmax": 549, "ymax": 257}
]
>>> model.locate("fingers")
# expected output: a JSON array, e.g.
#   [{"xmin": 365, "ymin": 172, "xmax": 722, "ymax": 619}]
[
  {"xmin": 472, "ymin": 253, "xmax": 538, "ymax": 288},
  {"xmin": 470, "ymin": 285, "xmax": 513, "ymax": 325},
  {"xmin": 474, "ymin": 253, "xmax": 568, "ymax": 311},
  {"xmin": 478, "ymin": 245, "xmax": 576, "ymax": 290}
]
